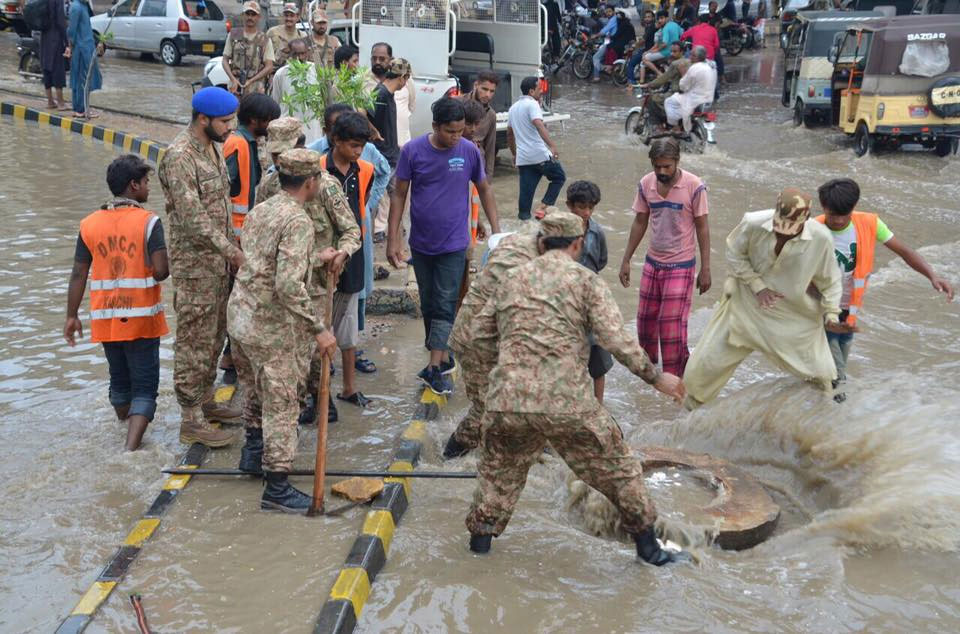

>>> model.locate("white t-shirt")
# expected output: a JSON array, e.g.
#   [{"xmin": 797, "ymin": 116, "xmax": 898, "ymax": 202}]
[
  {"xmin": 829, "ymin": 217, "xmax": 893, "ymax": 308},
  {"xmin": 508, "ymin": 96, "xmax": 551, "ymax": 166}
]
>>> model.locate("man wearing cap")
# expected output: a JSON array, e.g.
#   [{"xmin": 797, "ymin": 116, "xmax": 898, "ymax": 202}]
[
  {"xmin": 307, "ymin": 10, "xmax": 341, "ymax": 68},
  {"xmin": 222, "ymin": 2, "xmax": 275, "ymax": 95},
  {"xmin": 463, "ymin": 210, "xmax": 688, "ymax": 566},
  {"xmin": 682, "ymin": 189, "xmax": 844, "ymax": 410},
  {"xmin": 266, "ymin": 3, "xmax": 306, "ymax": 68},
  {"xmin": 256, "ymin": 116, "xmax": 306, "ymax": 205},
  {"xmin": 227, "ymin": 148, "xmax": 338, "ymax": 513},
  {"xmin": 158, "ymin": 87, "xmax": 244, "ymax": 448}
]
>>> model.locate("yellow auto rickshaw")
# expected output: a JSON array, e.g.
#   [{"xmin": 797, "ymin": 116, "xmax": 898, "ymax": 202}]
[{"xmin": 829, "ymin": 14, "xmax": 960, "ymax": 157}]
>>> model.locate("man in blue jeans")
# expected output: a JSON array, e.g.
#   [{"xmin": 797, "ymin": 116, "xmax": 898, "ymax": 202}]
[
  {"xmin": 507, "ymin": 77, "xmax": 566, "ymax": 221},
  {"xmin": 387, "ymin": 97, "xmax": 501, "ymax": 394}
]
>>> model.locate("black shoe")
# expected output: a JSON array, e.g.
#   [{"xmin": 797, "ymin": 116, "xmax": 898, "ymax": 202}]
[
  {"xmin": 238, "ymin": 428, "xmax": 263, "ymax": 475},
  {"xmin": 439, "ymin": 352, "xmax": 457, "ymax": 376},
  {"xmin": 328, "ymin": 394, "xmax": 339, "ymax": 422},
  {"xmin": 634, "ymin": 528, "xmax": 690, "ymax": 566},
  {"xmin": 261, "ymin": 472, "xmax": 312, "ymax": 513},
  {"xmin": 222, "ymin": 367, "xmax": 237, "ymax": 385},
  {"xmin": 469, "ymin": 534, "xmax": 493, "ymax": 553},
  {"xmin": 420, "ymin": 365, "xmax": 453, "ymax": 395},
  {"xmin": 833, "ymin": 392, "xmax": 847, "ymax": 403},
  {"xmin": 298, "ymin": 394, "xmax": 316, "ymax": 425},
  {"xmin": 443, "ymin": 433, "xmax": 470, "ymax": 460}
]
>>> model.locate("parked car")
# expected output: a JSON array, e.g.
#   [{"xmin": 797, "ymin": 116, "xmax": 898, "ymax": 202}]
[{"xmin": 90, "ymin": 0, "xmax": 229, "ymax": 66}]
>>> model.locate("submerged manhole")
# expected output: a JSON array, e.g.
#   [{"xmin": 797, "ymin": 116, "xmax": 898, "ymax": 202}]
[{"xmin": 641, "ymin": 447, "xmax": 781, "ymax": 550}]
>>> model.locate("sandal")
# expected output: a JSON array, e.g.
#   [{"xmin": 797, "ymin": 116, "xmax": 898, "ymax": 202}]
[
  {"xmin": 336, "ymin": 391, "xmax": 371, "ymax": 407},
  {"xmin": 355, "ymin": 354, "xmax": 377, "ymax": 374}
]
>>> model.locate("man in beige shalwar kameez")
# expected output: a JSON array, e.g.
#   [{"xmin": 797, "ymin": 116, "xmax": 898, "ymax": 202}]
[{"xmin": 683, "ymin": 188, "xmax": 849, "ymax": 409}]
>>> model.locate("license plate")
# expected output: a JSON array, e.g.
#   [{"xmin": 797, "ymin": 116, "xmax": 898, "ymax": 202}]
[
  {"xmin": 202, "ymin": 43, "xmax": 215, "ymax": 53},
  {"xmin": 909, "ymin": 105, "xmax": 929, "ymax": 118}
]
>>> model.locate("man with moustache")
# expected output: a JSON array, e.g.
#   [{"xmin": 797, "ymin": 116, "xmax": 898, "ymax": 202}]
[
  {"xmin": 222, "ymin": 1, "xmax": 275, "ymax": 95},
  {"xmin": 307, "ymin": 9, "xmax": 341, "ymax": 67},
  {"xmin": 461, "ymin": 71, "xmax": 500, "ymax": 178}
]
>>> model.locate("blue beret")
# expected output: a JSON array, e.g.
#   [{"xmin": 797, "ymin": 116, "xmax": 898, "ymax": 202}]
[{"xmin": 191, "ymin": 87, "xmax": 238, "ymax": 117}]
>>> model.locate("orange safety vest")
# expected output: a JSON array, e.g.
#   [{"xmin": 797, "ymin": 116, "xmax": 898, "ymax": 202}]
[
  {"xmin": 469, "ymin": 184, "xmax": 481, "ymax": 245},
  {"xmin": 816, "ymin": 211, "xmax": 878, "ymax": 326},
  {"xmin": 223, "ymin": 132, "xmax": 253, "ymax": 236},
  {"xmin": 318, "ymin": 155, "xmax": 374, "ymax": 238},
  {"xmin": 79, "ymin": 207, "xmax": 169, "ymax": 343}
]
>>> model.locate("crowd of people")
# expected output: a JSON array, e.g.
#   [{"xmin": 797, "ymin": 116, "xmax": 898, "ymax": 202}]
[{"xmin": 60, "ymin": 0, "xmax": 954, "ymax": 559}]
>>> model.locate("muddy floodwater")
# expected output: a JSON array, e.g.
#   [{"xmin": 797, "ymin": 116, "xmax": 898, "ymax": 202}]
[{"xmin": 1, "ymin": 47, "xmax": 959, "ymax": 632}]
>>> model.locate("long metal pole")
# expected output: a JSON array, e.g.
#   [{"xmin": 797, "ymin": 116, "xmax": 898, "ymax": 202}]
[{"xmin": 162, "ymin": 468, "xmax": 478, "ymax": 479}]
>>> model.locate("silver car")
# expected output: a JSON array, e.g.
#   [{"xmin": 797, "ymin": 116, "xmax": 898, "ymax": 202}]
[{"xmin": 91, "ymin": 0, "xmax": 229, "ymax": 66}]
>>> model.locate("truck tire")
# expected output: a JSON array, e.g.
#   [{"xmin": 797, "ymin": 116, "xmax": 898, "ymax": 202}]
[
  {"xmin": 934, "ymin": 138, "xmax": 958, "ymax": 157},
  {"xmin": 853, "ymin": 121, "xmax": 873, "ymax": 157}
]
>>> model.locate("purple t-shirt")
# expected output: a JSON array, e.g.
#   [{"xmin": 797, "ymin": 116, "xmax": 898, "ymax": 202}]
[{"xmin": 395, "ymin": 134, "xmax": 486, "ymax": 255}]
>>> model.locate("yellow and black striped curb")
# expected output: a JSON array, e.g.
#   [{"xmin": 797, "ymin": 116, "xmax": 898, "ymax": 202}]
[
  {"xmin": 54, "ymin": 385, "xmax": 234, "ymax": 634},
  {"xmin": 1, "ymin": 101, "xmax": 166, "ymax": 164},
  {"xmin": 314, "ymin": 388, "xmax": 448, "ymax": 634}
]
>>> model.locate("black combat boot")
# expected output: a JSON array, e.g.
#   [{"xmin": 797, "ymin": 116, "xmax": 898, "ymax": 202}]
[
  {"xmin": 469, "ymin": 534, "xmax": 493, "ymax": 554},
  {"xmin": 261, "ymin": 472, "xmax": 312, "ymax": 514},
  {"xmin": 442, "ymin": 433, "xmax": 470, "ymax": 460},
  {"xmin": 237, "ymin": 427, "xmax": 263, "ymax": 475},
  {"xmin": 634, "ymin": 527, "xmax": 690, "ymax": 566},
  {"xmin": 298, "ymin": 393, "xmax": 338, "ymax": 425}
]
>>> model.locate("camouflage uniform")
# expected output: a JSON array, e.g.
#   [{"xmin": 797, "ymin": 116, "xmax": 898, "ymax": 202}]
[
  {"xmin": 225, "ymin": 30, "xmax": 271, "ymax": 94},
  {"xmin": 306, "ymin": 10, "xmax": 341, "ymax": 68},
  {"xmin": 464, "ymin": 213, "xmax": 663, "ymax": 538},
  {"xmin": 266, "ymin": 24, "xmax": 306, "ymax": 68},
  {"xmin": 227, "ymin": 152, "xmax": 324, "ymax": 472},
  {"xmin": 158, "ymin": 129, "xmax": 242, "ymax": 408},
  {"xmin": 256, "ymin": 116, "xmax": 303, "ymax": 206},
  {"xmin": 448, "ymin": 229, "xmax": 541, "ymax": 449}
]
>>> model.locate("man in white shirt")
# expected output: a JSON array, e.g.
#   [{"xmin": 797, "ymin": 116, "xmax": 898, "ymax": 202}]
[
  {"xmin": 507, "ymin": 76, "xmax": 565, "ymax": 221},
  {"xmin": 270, "ymin": 39, "xmax": 324, "ymax": 143},
  {"xmin": 664, "ymin": 46, "xmax": 716, "ymax": 134}
]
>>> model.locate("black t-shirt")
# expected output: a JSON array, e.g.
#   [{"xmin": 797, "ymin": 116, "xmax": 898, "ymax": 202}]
[
  {"xmin": 74, "ymin": 217, "xmax": 165, "ymax": 263},
  {"xmin": 324, "ymin": 152, "xmax": 369, "ymax": 295},
  {"xmin": 367, "ymin": 84, "xmax": 399, "ymax": 166}
]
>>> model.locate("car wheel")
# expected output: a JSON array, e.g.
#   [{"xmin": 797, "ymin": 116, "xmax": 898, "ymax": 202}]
[
  {"xmin": 572, "ymin": 51, "xmax": 593, "ymax": 80},
  {"xmin": 793, "ymin": 99, "xmax": 804, "ymax": 126},
  {"xmin": 160, "ymin": 40, "xmax": 181, "ymax": 66},
  {"xmin": 781, "ymin": 75, "xmax": 791, "ymax": 108},
  {"xmin": 934, "ymin": 137, "xmax": 958, "ymax": 157},
  {"xmin": 853, "ymin": 121, "xmax": 873, "ymax": 157}
]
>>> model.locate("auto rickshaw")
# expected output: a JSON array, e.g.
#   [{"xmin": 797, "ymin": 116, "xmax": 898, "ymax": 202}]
[
  {"xmin": 829, "ymin": 15, "xmax": 960, "ymax": 156},
  {"xmin": 781, "ymin": 10, "xmax": 884, "ymax": 126}
]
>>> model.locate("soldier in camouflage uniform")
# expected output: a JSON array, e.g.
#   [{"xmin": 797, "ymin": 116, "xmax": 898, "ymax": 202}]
[
  {"xmin": 265, "ymin": 3, "xmax": 306, "ymax": 69},
  {"xmin": 227, "ymin": 148, "xmax": 339, "ymax": 513},
  {"xmin": 221, "ymin": 2, "xmax": 275, "ymax": 95},
  {"xmin": 444, "ymin": 220, "xmax": 546, "ymax": 459},
  {"xmin": 463, "ymin": 211, "xmax": 689, "ymax": 566},
  {"xmin": 306, "ymin": 10, "xmax": 341, "ymax": 68},
  {"xmin": 256, "ymin": 116, "xmax": 306, "ymax": 206},
  {"xmin": 158, "ymin": 87, "xmax": 244, "ymax": 448}
]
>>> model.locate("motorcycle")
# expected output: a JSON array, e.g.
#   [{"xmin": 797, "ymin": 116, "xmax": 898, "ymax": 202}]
[
  {"xmin": 571, "ymin": 34, "xmax": 601, "ymax": 80},
  {"xmin": 719, "ymin": 22, "xmax": 750, "ymax": 56},
  {"xmin": 624, "ymin": 89, "xmax": 717, "ymax": 154},
  {"xmin": 17, "ymin": 32, "xmax": 42, "ymax": 78},
  {"xmin": 544, "ymin": 18, "xmax": 592, "ymax": 75}
]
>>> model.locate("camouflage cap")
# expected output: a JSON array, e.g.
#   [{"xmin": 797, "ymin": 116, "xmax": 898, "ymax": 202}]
[
  {"xmin": 540, "ymin": 210, "xmax": 585, "ymax": 239},
  {"xmin": 312, "ymin": 8, "xmax": 329, "ymax": 22},
  {"xmin": 773, "ymin": 188, "xmax": 812, "ymax": 235},
  {"xmin": 266, "ymin": 116, "xmax": 303, "ymax": 154},
  {"xmin": 241, "ymin": 1, "xmax": 261, "ymax": 14},
  {"xmin": 276, "ymin": 148, "xmax": 322, "ymax": 177},
  {"xmin": 386, "ymin": 58, "xmax": 411, "ymax": 78},
  {"xmin": 282, "ymin": 2, "xmax": 297, "ymax": 13}
]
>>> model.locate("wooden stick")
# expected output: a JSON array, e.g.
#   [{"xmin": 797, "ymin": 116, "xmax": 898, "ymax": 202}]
[
  {"xmin": 309, "ymin": 270, "xmax": 337, "ymax": 516},
  {"xmin": 163, "ymin": 468, "xmax": 478, "ymax": 478}
]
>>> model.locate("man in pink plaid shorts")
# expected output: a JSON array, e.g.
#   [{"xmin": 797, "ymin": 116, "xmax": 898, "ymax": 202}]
[{"xmin": 619, "ymin": 138, "xmax": 711, "ymax": 376}]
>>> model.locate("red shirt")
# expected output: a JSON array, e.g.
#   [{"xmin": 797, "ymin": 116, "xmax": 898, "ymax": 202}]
[{"xmin": 681, "ymin": 23, "xmax": 720, "ymax": 60}]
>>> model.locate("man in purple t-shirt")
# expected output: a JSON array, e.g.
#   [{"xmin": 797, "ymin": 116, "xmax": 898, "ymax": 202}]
[{"xmin": 387, "ymin": 97, "xmax": 501, "ymax": 395}]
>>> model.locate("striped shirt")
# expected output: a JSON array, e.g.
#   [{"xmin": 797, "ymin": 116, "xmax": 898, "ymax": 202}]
[{"xmin": 632, "ymin": 170, "xmax": 708, "ymax": 264}]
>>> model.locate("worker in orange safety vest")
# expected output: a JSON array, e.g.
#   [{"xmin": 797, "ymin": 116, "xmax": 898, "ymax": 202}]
[{"xmin": 64, "ymin": 154, "xmax": 170, "ymax": 451}]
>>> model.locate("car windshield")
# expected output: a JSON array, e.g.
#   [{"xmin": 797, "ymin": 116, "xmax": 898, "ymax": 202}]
[
  {"xmin": 838, "ymin": 30, "xmax": 871, "ymax": 62},
  {"xmin": 182, "ymin": 0, "xmax": 223, "ymax": 20}
]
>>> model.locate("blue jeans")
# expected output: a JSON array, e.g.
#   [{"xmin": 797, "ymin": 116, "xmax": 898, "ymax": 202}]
[
  {"xmin": 592, "ymin": 44, "xmax": 608, "ymax": 78},
  {"xmin": 517, "ymin": 159, "xmax": 566, "ymax": 220},
  {"xmin": 826, "ymin": 330, "xmax": 854, "ymax": 382},
  {"xmin": 410, "ymin": 249, "xmax": 468, "ymax": 352},
  {"xmin": 102, "ymin": 337, "xmax": 161, "ymax": 421},
  {"xmin": 626, "ymin": 49, "xmax": 645, "ymax": 84}
]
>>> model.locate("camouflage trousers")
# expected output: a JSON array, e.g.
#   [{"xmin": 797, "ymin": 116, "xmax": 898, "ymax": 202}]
[
  {"xmin": 465, "ymin": 409, "xmax": 658, "ymax": 537},
  {"xmin": 304, "ymin": 292, "xmax": 331, "ymax": 396},
  {"xmin": 230, "ymin": 339, "xmax": 301, "ymax": 472},
  {"xmin": 172, "ymin": 275, "xmax": 229, "ymax": 407},
  {"xmin": 451, "ymin": 351, "xmax": 493, "ymax": 449}
]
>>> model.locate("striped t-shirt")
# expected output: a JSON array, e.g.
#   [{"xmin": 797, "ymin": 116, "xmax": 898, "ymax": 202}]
[{"xmin": 632, "ymin": 170, "xmax": 708, "ymax": 264}]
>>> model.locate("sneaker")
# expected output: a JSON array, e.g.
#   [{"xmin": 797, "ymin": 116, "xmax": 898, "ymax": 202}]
[
  {"xmin": 439, "ymin": 352, "xmax": 457, "ymax": 375},
  {"xmin": 417, "ymin": 365, "xmax": 431, "ymax": 384},
  {"xmin": 421, "ymin": 366, "xmax": 453, "ymax": 395}
]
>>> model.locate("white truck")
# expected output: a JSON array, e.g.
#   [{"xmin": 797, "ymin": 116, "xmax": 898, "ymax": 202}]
[{"xmin": 201, "ymin": 0, "xmax": 567, "ymax": 145}]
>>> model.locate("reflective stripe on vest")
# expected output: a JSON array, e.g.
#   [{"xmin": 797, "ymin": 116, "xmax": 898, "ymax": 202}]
[
  {"xmin": 319, "ymin": 155, "xmax": 374, "ymax": 239},
  {"xmin": 470, "ymin": 184, "xmax": 480, "ymax": 245},
  {"xmin": 815, "ymin": 211, "xmax": 878, "ymax": 326},
  {"xmin": 79, "ymin": 207, "xmax": 169, "ymax": 343},
  {"xmin": 224, "ymin": 132, "xmax": 253, "ymax": 234}
]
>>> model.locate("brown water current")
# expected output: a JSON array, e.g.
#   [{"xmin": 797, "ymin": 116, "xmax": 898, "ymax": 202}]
[{"xmin": 1, "ymin": 46, "xmax": 959, "ymax": 632}]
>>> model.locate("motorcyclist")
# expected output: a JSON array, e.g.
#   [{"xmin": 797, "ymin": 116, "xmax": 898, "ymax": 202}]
[
  {"xmin": 637, "ymin": 42, "xmax": 688, "ymax": 130},
  {"xmin": 665, "ymin": 45, "xmax": 717, "ymax": 136}
]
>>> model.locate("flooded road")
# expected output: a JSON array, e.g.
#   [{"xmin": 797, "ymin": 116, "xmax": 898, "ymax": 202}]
[{"xmin": 1, "ymin": 44, "xmax": 959, "ymax": 632}]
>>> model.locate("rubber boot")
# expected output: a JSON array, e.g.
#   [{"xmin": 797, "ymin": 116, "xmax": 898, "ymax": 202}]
[
  {"xmin": 238, "ymin": 428, "xmax": 263, "ymax": 475},
  {"xmin": 469, "ymin": 534, "xmax": 493, "ymax": 554},
  {"xmin": 443, "ymin": 433, "xmax": 470, "ymax": 460},
  {"xmin": 633, "ymin": 527, "xmax": 690, "ymax": 566},
  {"xmin": 179, "ymin": 406, "xmax": 235, "ymax": 448},
  {"xmin": 261, "ymin": 471, "xmax": 312, "ymax": 514}
]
